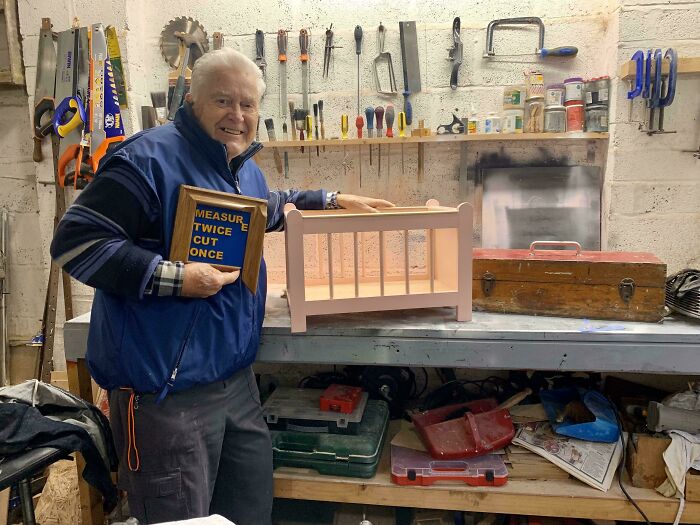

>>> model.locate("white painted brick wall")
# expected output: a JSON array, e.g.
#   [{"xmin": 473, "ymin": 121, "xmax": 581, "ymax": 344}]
[
  {"xmin": 4, "ymin": 0, "xmax": 699, "ymax": 371},
  {"xmin": 608, "ymin": 1, "xmax": 700, "ymax": 270}
]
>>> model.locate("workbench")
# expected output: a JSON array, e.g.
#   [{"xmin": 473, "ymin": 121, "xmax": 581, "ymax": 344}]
[{"xmin": 63, "ymin": 285, "xmax": 700, "ymax": 523}]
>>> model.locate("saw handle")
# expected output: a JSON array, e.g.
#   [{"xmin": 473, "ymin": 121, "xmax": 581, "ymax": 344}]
[
  {"xmin": 33, "ymin": 97, "xmax": 55, "ymax": 162},
  {"xmin": 90, "ymin": 136, "xmax": 125, "ymax": 173},
  {"xmin": 539, "ymin": 46, "xmax": 578, "ymax": 57},
  {"xmin": 53, "ymin": 96, "xmax": 86, "ymax": 138}
]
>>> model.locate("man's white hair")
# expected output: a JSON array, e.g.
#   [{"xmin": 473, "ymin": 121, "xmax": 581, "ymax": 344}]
[{"xmin": 190, "ymin": 47, "xmax": 266, "ymax": 101}]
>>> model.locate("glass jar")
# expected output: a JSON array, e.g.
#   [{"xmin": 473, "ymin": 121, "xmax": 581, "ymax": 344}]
[{"xmin": 524, "ymin": 98, "xmax": 545, "ymax": 133}]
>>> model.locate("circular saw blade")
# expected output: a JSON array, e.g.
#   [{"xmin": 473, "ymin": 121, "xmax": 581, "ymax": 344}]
[{"xmin": 160, "ymin": 16, "xmax": 209, "ymax": 69}]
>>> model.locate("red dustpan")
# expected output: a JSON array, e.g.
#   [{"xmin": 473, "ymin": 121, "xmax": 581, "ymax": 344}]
[{"xmin": 411, "ymin": 390, "xmax": 530, "ymax": 459}]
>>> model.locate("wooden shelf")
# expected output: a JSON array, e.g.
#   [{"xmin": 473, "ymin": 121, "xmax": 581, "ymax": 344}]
[
  {"xmin": 273, "ymin": 430, "xmax": 699, "ymax": 523},
  {"xmin": 262, "ymin": 132, "xmax": 609, "ymax": 149},
  {"xmin": 619, "ymin": 56, "xmax": 700, "ymax": 81}
]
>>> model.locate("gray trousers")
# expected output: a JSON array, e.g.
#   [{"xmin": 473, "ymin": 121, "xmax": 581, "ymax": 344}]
[{"xmin": 109, "ymin": 366, "xmax": 273, "ymax": 525}]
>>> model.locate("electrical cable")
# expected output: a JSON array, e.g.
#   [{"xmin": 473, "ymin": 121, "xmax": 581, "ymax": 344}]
[{"xmin": 607, "ymin": 395, "xmax": 653, "ymax": 525}]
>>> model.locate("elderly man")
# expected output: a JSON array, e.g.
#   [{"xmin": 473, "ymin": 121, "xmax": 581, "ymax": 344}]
[{"xmin": 50, "ymin": 48, "xmax": 392, "ymax": 525}]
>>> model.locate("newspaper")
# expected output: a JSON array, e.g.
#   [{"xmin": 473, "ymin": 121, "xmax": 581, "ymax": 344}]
[{"xmin": 513, "ymin": 422, "xmax": 622, "ymax": 492}]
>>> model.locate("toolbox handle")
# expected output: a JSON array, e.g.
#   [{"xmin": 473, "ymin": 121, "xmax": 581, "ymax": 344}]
[{"xmin": 529, "ymin": 241, "xmax": 581, "ymax": 256}]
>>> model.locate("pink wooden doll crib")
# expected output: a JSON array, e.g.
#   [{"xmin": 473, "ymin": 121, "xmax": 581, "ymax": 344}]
[{"xmin": 283, "ymin": 200, "xmax": 473, "ymax": 333}]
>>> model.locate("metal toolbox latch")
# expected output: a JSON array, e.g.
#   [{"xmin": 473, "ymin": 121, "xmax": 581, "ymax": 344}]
[
  {"xmin": 482, "ymin": 272, "xmax": 496, "ymax": 296},
  {"xmin": 619, "ymin": 278, "xmax": 636, "ymax": 303}
]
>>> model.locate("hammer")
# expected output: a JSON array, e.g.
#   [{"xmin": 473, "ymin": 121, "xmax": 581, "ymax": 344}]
[{"xmin": 167, "ymin": 31, "xmax": 206, "ymax": 120}]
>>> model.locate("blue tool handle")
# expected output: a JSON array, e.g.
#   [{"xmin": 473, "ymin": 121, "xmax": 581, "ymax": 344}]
[
  {"xmin": 642, "ymin": 49, "xmax": 652, "ymax": 99},
  {"xmin": 540, "ymin": 46, "xmax": 578, "ymax": 57},
  {"xmin": 659, "ymin": 48, "xmax": 677, "ymax": 107},
  {"xmin": 405, "ymin": 100, "xmax": 413, "ymax": 127},
  {"xmin": 627, "ymin": 50, "xmax": 644, "ymax": 100},
  {"xmin": 365, "ymin": 107, "xmax": 374, "ymax": 130},
  {"xmin": 53, "ymin": 96, "xmax": 86, "ymax": 138},
  {"xmin": 651, "ymin": 49, "xmax": 663, "ymax": 108}
]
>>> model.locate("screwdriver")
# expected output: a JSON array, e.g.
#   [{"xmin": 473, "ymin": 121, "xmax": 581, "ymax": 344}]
[
  {"xmin": 318, "ymin": 99, "xmax": 326, "ymax": 151},
  {"xmin": 282, "ymin": 121, "xmax": 289, "ymax": 178},
  {"xmin": 341, "ymin": 114, "xmax": 349, "ymax": 178},
  {"xmin": 365, "ymin": 107, "xmax": 374, "ymax": 166},
  {"xmin": 356, "ymin": 115, "xmax": 364, "ymax": 186},
  {"xmin": 354, "ymin": 26, "xmax": 363, "ymax": 116},
  {"xmin": 405, "ymin": 99, "xmax": 413, "ymax": 137},
  {"xmin": 375, "ymin": 106, "xmax": 384, "ymax": 177},
  {"xmin": 385, "ymin": 105, "xmax": 395, "ymax": 180},
  {"xmin": 398, "ymin": 111, "xmax": 406, "ymax": 174},
  {"xmin": 385, "ymin": 105, "xmax": 395, "ymax": 138},
  {"xmin": 305, "ymin": 113, "xmax": 313, "ymax": 165},
  {"xmin": 313, "ymin": 102, "xmax": 320, "ymax": 156}
]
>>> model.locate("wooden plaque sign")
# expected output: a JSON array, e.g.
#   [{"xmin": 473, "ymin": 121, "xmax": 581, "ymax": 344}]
[{"xmin": 170, "ymin": 185, "xmax": 267, "ymax": 293}]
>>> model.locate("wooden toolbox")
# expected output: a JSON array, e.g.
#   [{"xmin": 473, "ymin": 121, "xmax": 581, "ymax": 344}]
[{"xmin": 472, "ymin": 241, "xmax": 667, "ymax": 322}]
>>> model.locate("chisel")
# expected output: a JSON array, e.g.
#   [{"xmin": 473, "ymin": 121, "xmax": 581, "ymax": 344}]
[
  {"xmin": 305, "ymin": 113, "xmax": 313, "ymax": 165},
  {"xmin": 385, "ymin": 105, "xmax": 395, "ymax": 180},
  {"xmin": 318, "ymin": 99, "xmax": 326, "ymax": 152},
  {"xmin": 341, "ymin": 114, "xmax": 349, "ymax": 178},
  {"xmin": 313, "ymin": 102, "xmax": 320, "ymax": 156},
  {"xmin": 375, "ymin": 106, "xmax": 384, "ymax": 177},
  {"xmin": 356, "ymin": 115, "xmax": 364, "ymax": 186},
  {"xmin": 282, "ymin": 122, "xmax": 289, "ymax": 178}
]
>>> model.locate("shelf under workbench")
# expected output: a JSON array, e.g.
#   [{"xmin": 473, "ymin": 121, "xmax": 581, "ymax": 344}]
[{"xmin": 273, "ymin": 426, "xmax": 697, "ymax": 523}]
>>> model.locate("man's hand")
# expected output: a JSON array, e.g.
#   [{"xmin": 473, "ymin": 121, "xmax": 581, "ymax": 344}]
[
  {"xmin": 181, "ymin": 262, "xmax": 240, "ymax": 298},
  {"xmin": 337, "ymin": 194, "xmax": 395, "ymax": 213}
]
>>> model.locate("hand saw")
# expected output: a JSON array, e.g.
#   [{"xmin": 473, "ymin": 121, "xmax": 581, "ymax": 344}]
[
  {"xmin": 55, "ymin": 27, "xmax": 92, "ymax": 188},
  {"xmin": 90, "ymin": 23, "xmax": 125, "ymax": 172},
  {"xmin": 32, "ymin": 18, "xmax": 57, "ymax": 162},
  {"xmin": 53, "ymin": 28, "xmax": 88, "ymax": 140}
]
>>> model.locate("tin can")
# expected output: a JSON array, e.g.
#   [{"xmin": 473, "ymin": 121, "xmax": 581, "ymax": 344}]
[
  {"xmin": 585, "ymin": 76, "xmax": 610, "ymax": 106},
  {"xmin": 585, "ymin": 104, "xmax": 608, "ymax": 131},
  {"xmin": 564, "ymin": 77, "xmax": 584, "ymax": 103},
  {"xmin": 524, "ymin": 98, "xmax": 545, "ymax": 133},
  {"xmin": 502, "ymin": 108, "xmax": 524, "ymax": 133},
  {"xmin": 525, "ymin": 72, "xmax": 545, "ymax": 100},
  {"xmin": 544, "ymin": 105, "xmax": 566, "ymax": 133},
  {"xmin": 545, "ymin": 83, "xmax": 565, "ymax": 107},
  {"xmin": 467, "ymin": 116, "xmax": 479, "ymax": 135},
  {"xmin": 566, "ymin": 103, "xmax": 584, "ymax": 132},
  {"xmin": 504, "ymin": 85, "xmax": 526, "ymax": 108}
]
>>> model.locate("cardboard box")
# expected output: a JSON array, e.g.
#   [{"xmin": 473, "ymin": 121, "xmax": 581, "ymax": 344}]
[
  {"xmin": 687, "ymin": 469, "xmax": 700, "ymax": 502},
  {"xmin": 626, "ymin": 433, "xmax": 671, "ymax": 488}
]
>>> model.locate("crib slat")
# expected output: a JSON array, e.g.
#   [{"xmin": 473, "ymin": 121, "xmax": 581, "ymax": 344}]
[
  {"xmin": 429, "ymin": 229, "xmax": 435, "ymax": 293},
  {"xmin": 379, "ymin": 231, "xmax": 385, "ymax": 296},
  {"xmin": 353, "ymin": 232, "xmax": 359, "ymax": 297},
  {"xmin": 404, "ymin": 229, "xmax": 410, "ymax": 294},
  {"xmin": 327, "ymin": 233, "xmax": 334, "ymax": 299}
]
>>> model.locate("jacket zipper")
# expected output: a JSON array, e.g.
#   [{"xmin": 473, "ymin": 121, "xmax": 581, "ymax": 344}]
[{"xmin": 155, "ymin": 303, "xmax": 203, "ymax": 403}]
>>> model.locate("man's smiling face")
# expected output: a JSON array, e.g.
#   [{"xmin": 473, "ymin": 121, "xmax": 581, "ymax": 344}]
[{"xmin": 187, "ymin": 68, "xmax": 260, "ymax": 161}]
